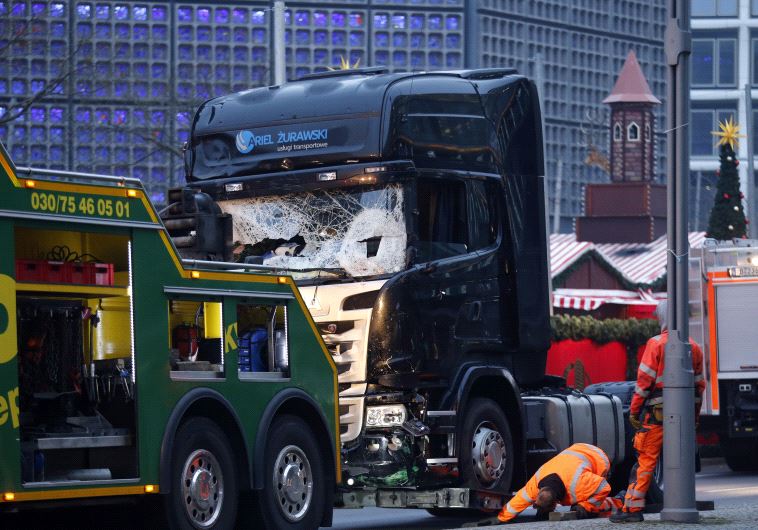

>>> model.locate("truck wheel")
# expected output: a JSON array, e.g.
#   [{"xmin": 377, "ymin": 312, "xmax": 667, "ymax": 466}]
[
  {"xmin": 256, "ymin": 415, "xmax": 326, "ymax": 529},
  {"xmin": 166, "ymin": 417, "xmax": 239, "ymax": 530},
  {"xmin": 427, "ymin": 398, "xmax": 513, "ymax": 518},
  {"xmin": 460, "ymin": 398, "xmax": 514, "ymax": 493},
  {"xmin": 646, "ymin": 457, "xmax": 664, "ymax": 504}
]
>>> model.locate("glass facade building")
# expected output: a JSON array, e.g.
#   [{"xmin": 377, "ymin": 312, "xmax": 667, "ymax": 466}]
[{"xmin": 0, "ymin": 0, "xmax": 666, "ymax": 228}]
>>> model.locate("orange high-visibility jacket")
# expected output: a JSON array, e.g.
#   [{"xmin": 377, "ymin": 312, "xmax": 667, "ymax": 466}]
[
  {"xmin": 630, "ymin": 330, "xmax": 705, "ymax": 420},
  {"xmin": 498, "ymin": 443, "xmax": 612, "ymax": 522}
]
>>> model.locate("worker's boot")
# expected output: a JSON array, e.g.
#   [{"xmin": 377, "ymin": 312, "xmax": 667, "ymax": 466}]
[{"xmin": 609, "ymin": 510, "xmax": 644, "ymax": 523}]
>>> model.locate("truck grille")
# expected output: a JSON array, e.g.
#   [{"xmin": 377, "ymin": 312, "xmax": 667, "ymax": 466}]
[{"xmin": 298, "ymin": 279, "xmax": 387, "ymax": 443}]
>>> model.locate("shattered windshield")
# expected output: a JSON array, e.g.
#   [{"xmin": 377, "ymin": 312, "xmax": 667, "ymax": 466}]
[{"xmin": 219, "ymin": 184, "xmax": 407, "ymax": 278}]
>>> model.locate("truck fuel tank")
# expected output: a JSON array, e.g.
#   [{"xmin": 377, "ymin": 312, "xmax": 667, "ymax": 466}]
[{"xmin": 522, "ymin": 392, "xmax": 625, "ymax": 465}]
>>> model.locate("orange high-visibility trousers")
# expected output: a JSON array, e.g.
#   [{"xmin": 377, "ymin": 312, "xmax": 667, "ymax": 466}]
[{"xmin": 622, "ymin": 420, "xmax": 663, "ymax": 512}]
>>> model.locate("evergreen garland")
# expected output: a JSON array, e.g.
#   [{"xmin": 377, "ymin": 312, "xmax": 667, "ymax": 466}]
[{"xmin": 706, "ymin": 143, "xmax": 747, "ymax": 240}]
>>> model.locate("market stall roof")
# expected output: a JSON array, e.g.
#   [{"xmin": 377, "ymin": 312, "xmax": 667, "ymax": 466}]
[
  {"xmin": 550, "ymin": 232, "xmax": 707, "ymax": 288},
  {"xmin": 553, "ymin": 288, "xmax": 665, "ymax": 311}
]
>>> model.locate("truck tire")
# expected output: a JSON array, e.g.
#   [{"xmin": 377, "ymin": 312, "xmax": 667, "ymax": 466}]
[
  {"xmin": 166, "ymin": 417, "xmax": 239, "ymax": 530},
  {"xmin": 460, "ymin": 398, "xmax": 514, "ymax": 493},
  {"xmin": 427, "ymin": 398, "xmax": 514, "ymax": 519},
  {"xmin": 255, "ymin": 415, "xmax": 326, "ymax": 529}
]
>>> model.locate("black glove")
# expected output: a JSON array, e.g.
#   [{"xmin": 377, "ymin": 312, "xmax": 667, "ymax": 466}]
[{"xmin": 571, "ymin": 504, "xmax": 590, "ymax": 519}]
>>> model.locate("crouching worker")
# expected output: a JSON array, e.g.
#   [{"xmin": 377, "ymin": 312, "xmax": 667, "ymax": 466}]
[{"xmin": 496, "ymin": 443, "xmax": 622, "ymax": 523}]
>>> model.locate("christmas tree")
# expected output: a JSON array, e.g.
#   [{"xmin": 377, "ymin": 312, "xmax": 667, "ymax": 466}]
[{"xmin": 706, "ymin": 118, "xmax": 747, "ymax": 240}]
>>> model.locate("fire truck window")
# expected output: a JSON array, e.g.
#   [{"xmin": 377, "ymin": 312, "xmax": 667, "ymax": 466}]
[
  {"xmin": 169, "ymin": 299, "xmax": 224, "ymax": 373},
  {"xmin": 236, "ymin": 303, "xmax": 289, "ymax": 376},
  {"xmin": 415, "ymin": 178, "xmax": 468, "ymax": 262}
]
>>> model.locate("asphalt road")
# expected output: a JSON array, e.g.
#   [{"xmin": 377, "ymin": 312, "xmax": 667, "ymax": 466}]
[
  {"xmin": 1, "ymin": 458, "xmax": 755, "ymax": 529},
  {"xmin": 328, "ymin": 458, "xmax": 758, "ymax": 529}
]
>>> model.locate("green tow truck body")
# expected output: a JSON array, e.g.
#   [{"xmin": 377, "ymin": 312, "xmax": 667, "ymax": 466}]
[{"xmin": 0, "ymin": 142, "xmax": 338, "ymax": 529}]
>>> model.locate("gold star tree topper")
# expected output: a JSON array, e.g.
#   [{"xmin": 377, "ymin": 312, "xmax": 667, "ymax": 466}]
[
  {"xmin": 327, "ymin": 56, "xmax": 361, "ymax": 71},
  {"xmin": 711, "ymin": 116, "xmax": 745, "ymax": 150}
]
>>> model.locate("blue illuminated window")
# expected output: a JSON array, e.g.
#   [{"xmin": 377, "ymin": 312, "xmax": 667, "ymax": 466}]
[
  {"xmin": 96, "ymin": 4, "xmax": 109, "ymax": 19},
  {"xmin": 51, "ymin": 22, "xmax": 66, "ymax": 37},
  {"xmin": 350, "ymin": 13, "xmax": 363, "ymax": 27},
  {"xmin": 332, "ymin": 12, "xmax": 346, "ymax": 27},
  {"xmin": 234, "ymin": 47, "xmax": 248, "ymax": 61},
  {"xmin": 233, "ymin": 8, "xmax": 247, "ymax": 23},
  {"xmin": 234, "ymin": 28, "xmax": 249, "ymax": 43},
  {"xmin": 77, "ymin": 4, "xmax": 91, "ymax": 19},
  {"xmin": 216, "ymin": 27, "xmax": 230, "ymax": 42},
  {"xmin": 393, "ymin": 33, "xmax": 407, "ymax": 47},
  {"xmin": 198, "ymin": 26, "xmax": 211, "ymax": 41},
  {"xmin": 446, "ymin": 15, "xmax": 460, "ymax": 30},
  {"xmin": 197, "ymin": 8, "xmax": 210, "ymax": 22},
  {"xmin": 392, "ymin": 15, "xmax": 406, "ymax": 29},
  {"xmin": 252, "ymin": 10, "xmax": 265, "ymax": 24},
  {"xmin": 216, "ymin": 8, "xmax": 229, "ymax": 24},
  {"xmin": 314, "ymin": 29, "xmax": 327, "ymax": 45},
  {"xmin": 410, "ymin": 15, "xmax": 424, "ymax": 29},
  {"xmin": 295, "ymin": 10, "xmax": 309, "ymax": 26},
  {"xmin": 133, "ymin": 5, "xmax": 147, "ymax": 21},
  {"xmin": 178, "ymin": 7, "xmax": 192, "ymax": 22},
  {"xmin": 50, "ymin": 3, "xmax": 65, "ymax": 17},
  {"xmin": 429, "ymin": 15, "xmax": 442, "ymax": 29},
  {"xmin": 350, "ymin": 31, "xmax": 364, "ymax": 46},
  {"xmin": 152, "ymin": 6, "xmax": 166, "ymax": 21},
  {"xmin": 114, "ymin": 4, "xmax": 128, "ymax": 20},
  {"xmin": 374, "ymin": 14, "xmax": 388, "ymax": 29},
  {"xmin": 153, "ymin": 25, "xmax": 168, "ymax": 40}
]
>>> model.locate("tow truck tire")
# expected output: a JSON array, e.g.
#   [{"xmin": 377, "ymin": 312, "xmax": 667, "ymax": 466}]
[
  {"xmin": 166, "ymin": 417, "xmax": 239, "ymax": 530},
  {"xmin": 255, "ymin": 414, "xmax": 326, "ymax": 529}
]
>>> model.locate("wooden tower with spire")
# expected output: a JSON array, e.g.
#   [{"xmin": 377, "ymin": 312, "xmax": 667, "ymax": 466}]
[{"xmin": 576, "ymin": 51, "xmax": 666, "ymax": 243}]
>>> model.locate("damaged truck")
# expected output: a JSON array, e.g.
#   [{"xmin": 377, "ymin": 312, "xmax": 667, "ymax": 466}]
[{"xmin": 162, "ymin": 67, "xmax": 629, "ymax": 513}]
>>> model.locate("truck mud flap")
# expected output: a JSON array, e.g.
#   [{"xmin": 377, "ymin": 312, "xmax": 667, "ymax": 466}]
[{"xmin": 341, "ymin": 488, "xmax": 506, "ymax": 511}]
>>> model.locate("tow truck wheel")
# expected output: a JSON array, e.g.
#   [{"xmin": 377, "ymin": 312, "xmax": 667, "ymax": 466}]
[
  {"xmin": 166, "ymin": 417, "xmax": 239, "ymax": 530},
  {"xmin": 256, "ymin": 414, "xmax": 326, "ymax": 529},
  {"xmin": 460, "ymin": 398, "xmax": 514, "ymax": 492}
]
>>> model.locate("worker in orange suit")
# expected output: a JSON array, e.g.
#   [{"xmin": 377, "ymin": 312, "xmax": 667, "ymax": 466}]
[
  {"xmin": 496, "ymin": 443, "xmax": 622, "ymax": 523},
  {"xmin": 610, "ymin": 300, "xmax": 705, "ymax": 523}
]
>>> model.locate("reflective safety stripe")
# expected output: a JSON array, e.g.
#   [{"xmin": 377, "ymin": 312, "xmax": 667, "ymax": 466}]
[
  {"xmin": 520, "ymin": 489, "xmax": 534, "ymax": 503},
  {"xmin": 568, "ymin": 465, "xmax": 588, "ymax": 503},
  {"xmin": 563, "ymin": 449, "xmax": 592, "ymax": 503},
  {"xmin": 639, "ymin": 363, "xmax": 657, "ymax": 378},
  {"xmin": 634, "ymin": 384, "xmax": 650, "ymax": 397},
  {"xmin": 535, "ymin": 466, "xmax": 543, "ymax": 481},
  {"xmin": 580, "ymin": 443, "xmax": 611, "ymax": 471},
  {"xmin": 655, "ymin": 376, "xmax": 664, "ymax": 384},
  {"xmin": 640, "ymin": 471, "xmax": 653, "ymax": 477},
  {"xmin": 563, "ymin": 449, "xmax": 591, "ymax": 467},
  {"xmin": 627, "ymin": 498, "xmax": 646, "ymax": 508},
  {"xmin": 628, "ymin": 487, "xmax": 645, "ymax": 499},
  {"xmin": 694, "ymin": 373, "xmax": 705, "ymax": 382},
  {"xmin": 588, "ymin": 497, "xmax": 603, "ymax": 507},
  {"xmin": 648, "ymin": 396, "xmax": 663, "ymax": 405},
  {"xmin": 506, "ymin": 502, "xmax": 520, "ymax": 515}
]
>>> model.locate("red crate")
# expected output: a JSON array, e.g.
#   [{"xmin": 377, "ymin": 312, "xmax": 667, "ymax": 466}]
[
  {"xmin": 45, "ymin": 261, "xmax": 67, "ymax": 283},
  {"xmin": 15, "ymin": 259, "xmax": 45, "ymax": 282},
  {"xmin": 91, "ymin": 263, "xmax": 114, "ymax": 286},
  {"xmin": 65, "ymin": 262, "xmax": 92, "ymax": 284}
]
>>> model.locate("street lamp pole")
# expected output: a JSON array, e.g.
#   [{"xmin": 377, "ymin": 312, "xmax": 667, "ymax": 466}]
[{"xmin": 662, "ymin": 0, "xmax": 698, "ymax": 522}]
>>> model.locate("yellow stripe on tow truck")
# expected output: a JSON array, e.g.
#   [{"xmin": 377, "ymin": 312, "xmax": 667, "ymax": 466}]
[{"xmin": 3, "ymin": 485, "xmax": 159, "ymax": 503}]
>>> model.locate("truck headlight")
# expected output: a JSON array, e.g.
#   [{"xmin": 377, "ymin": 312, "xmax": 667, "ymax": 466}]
[{"xmin": 365, "ymin": 405, "xmax": 407, "ymax": 427}]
